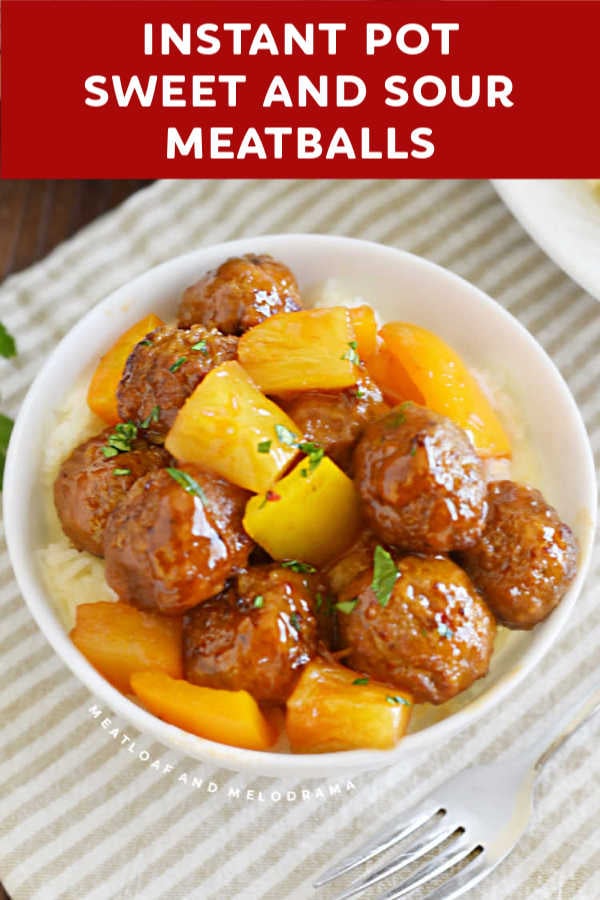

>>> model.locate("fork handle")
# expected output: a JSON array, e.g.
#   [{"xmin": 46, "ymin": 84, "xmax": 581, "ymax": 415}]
[{"xmin": 528, "ymin": 684, "xmax": 600, "ymax": 773}]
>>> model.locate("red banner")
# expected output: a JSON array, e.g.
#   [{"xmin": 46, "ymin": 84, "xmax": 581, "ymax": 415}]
[{"xmin": 2, "ymin": 0, "xmax": 600, "ymax": 177}]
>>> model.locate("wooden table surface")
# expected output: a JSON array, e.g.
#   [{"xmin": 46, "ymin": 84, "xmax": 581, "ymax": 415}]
[{"xmin": 0, "ymin": 178, "xmax": 151, "ymax": 900}]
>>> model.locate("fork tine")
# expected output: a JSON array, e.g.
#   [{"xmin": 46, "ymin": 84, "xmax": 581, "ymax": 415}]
[
  {"xmin": 313, "ymin": 798, "xmax": 441, "ymax": 887},
  {"xmin": 421, "ymin": 853, "xmax": 489, "ymax": 900},
  {"xmin": 376, "ymin": 835, "xmax": 474, "ymax": 900},
  {"xmin": 330, "ymin": 815, "xmax": 459, "ymax": 900}
]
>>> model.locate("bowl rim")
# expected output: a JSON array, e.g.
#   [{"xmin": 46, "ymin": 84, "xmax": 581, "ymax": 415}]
[{"xmin": 3, "ymin": 232, "xmax": 597, "ymax": 777}]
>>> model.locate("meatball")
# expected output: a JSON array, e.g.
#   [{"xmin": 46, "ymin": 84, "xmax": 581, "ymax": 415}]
[
  {"xmin": 337, "ymin": 555, "xmax": 496, "ymax": 704},
  {"xmin": 104, "ymin": 464, "xmax": 253, "ymax": 615},
  {"xmin": 458, "ymin": 480, "xmax": 578, "ymax": 629},
  {"xmin": 117, "ymin": 324, "xmax": 238, "ymax": 442},
  {"xmin": 183, "ymin": 565, "xmax": 318, "ymax": 703},
  {"xmin": 177, "ymin": 254, "xmax": 302, "ymax": 335},
  {"xmin": 280, "ymin": 374, "xmax": 387, "ymax": 472},
  {"xmin": 354, "ymin": 403, "xmax": 487, "ymax": 553},
  {"xmin": 54, "ymin": 427, "xmax": 169, "ymax": 556}
]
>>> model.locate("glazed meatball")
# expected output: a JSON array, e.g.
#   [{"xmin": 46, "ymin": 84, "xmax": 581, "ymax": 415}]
[
  {"xmin": 117, "ymin": 324, "xmax": 238, "ymax": 442},
  {"xmin": 104, "ymin": 464, "xmax": 253, "ymax": 615},
  {"xmin": 354, "ymin": 403, "xmax": 487, "ymax": 554},
  {"xmin": 177, "ymin": 254, "xmax": 302, "ymax": 335},
  {"xmin": 183, "ymin": 565, "xmax": 318, "ymax": 704},
  {"xmin": 280, "ymin": 374, "xmax": 387, "ymax": 472},
  {"xmin": 337, "ymin": 555, "xmax": 496, "ymax": 704},
  {"xmin": 54, "ymin": 427, "xmax": 169, "ymax": 556},
  {"xmin": 458, "ymin": 480, "xmax": 578, "ymax": 629}
]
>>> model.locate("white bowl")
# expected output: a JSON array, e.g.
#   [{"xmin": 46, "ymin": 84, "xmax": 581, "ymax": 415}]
[{"xmin": 4, "ymin": 234, "xmax": 596, "ymax": 778}]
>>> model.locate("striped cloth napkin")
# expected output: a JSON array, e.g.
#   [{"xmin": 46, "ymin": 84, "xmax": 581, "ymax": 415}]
[{"xmin": 1, "ymin": 180, "xmax": 598, "ymax": 900}]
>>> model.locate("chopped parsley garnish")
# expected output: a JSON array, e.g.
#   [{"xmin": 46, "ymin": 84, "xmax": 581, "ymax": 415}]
[
  {"xmin": 352, "ymin": 677, "xmax": 369, "ymax": 686},
  {"xmin": 166, "ymin": 467, "xmax": 208, "ymax": 504},
  {"xmin": 281, "ymin": 560, "xmax": 316, "ymax": 574},
  {"xmin": 371, "ymin": 545, "xmax": 399, "ymax": 607},
  {"xmin": 0, "ymin": 413, "xmax": 14, "ymax": 491},
  {"xmin": 253, "ymin": 596, "xmax": 264, "ymax": 609},
  {"xmin": 355, "ymin": 387, "xmax": 365, "ymax": 399},
  {"xmin": 139, "ymin": 338, "xmax": 153, "ymax": 347},
  {"xmin": 102, "ymin": 422, "xmax": 138, "ymax": 458},
  {"xmin": 316, "ymin": 593, "xmax": 324, "ymax": 610},
  {"xmin": 335, "ymin": 599, "xmax": 358, "ymax": 614},
  {"xmin": 169, "ymin": 356, "xmax": 187, "ymax": 373},
  {"xmin": 410, "ymin": 444, "xmax": 417, "ymax": 457},
  {"xmin": 386, "ymin": 695, "xmax": 410, "ymax": 706},
  {"xmin": 298, "ymin": 441, "xmax": 324, "ymax": 475},
  {"xmin": 275, "ymin": 424, "xmax": 299, "ymax": 447},
  {"xmin": 257, "ymin": 440, "xmax": 272, "ymax": 454},
  {"xmin": 289, "ymin": 612, "xmax": 300, "ymax": 631},
  {"xmin": 387, "ymin": 410, "xmax": 406, "ymax": 428},
  {"xmin": 0, "ymin": 323, "xmax": 17, "ymax": 359},
  {"xmin": 113, "ymin": 468, "xmax": 131, "ymax": 476},
  {"xmin": 341, "ymin": 340, "xmax": 360, "ymax": 366},
  {"xmin": 191, "ymin": 339, "xmax": 209, "ymax": 354},
  {"xmin": 140, "ymin": 405, "xmax": 161, "ymax": 429},
  {"xmin": 437, "ymin": 622, "xmax": 454, "ymax": 639}
]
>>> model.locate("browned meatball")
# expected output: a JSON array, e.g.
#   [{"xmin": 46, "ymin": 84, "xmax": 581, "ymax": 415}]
[
  {"xmin": 280, "ymin": 374, "xmax": 387, "ymax": 472},
  {"xmin": 458, "ymin": 480, "xmax": 578, "ymax": 629},
  {"xmin": 337, "ymin": 555, "xmax": 496, "ymax": 704},
  {"xmin": 104, "ymin": 464, "xmax": 253, "ymax": 615},
  {"xmin": 54, "ymin": 427, "xmax": 170, "ymax": 556},
  {"xmin": 117, "ymin": 324, "xmax": 238, "ymax": 442},
  {"xmin": 354, "ymin": 403, "xmax": 487, "ymax": 554},
  {"xmin": 177, "ymin": 254, "xmax": 302, "ymax": 335},
  {"xmin": 183, "ymin": 565, "xmax": 318, "ymax": 704}
]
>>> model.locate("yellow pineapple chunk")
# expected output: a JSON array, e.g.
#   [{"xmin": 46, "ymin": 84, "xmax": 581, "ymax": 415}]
[
  {"xmin": 165, "ymin": 361, "xmax": 300, "ymax": 494},
  {"xmin": 237, "ymin": 307, "xmax": 359, "ymax": 394},
  {"xmin": 243, "ymin": 456, "xmax": 361, "ymax": 566},
  {"xmin": 286, "ymin": 659, "xmax": 413, "ymax": 753}
]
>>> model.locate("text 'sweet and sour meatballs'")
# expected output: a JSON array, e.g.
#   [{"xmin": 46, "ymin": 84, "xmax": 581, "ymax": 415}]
[
  {"xmin": 178, "ymin": 254, "xmax": 302, "ymax": 335},
  {"xmin": 280, "ymin": 374, "xmax": 387, "ymax": 473},
  {"xmin": 459, "ymin": 480, "xmax": 578, "ymax": 629},
  {"xmin": 104, "ymin": 464, "xmax": 253, "ymax": 616},
  {"xmin": 337, "ymin": 554, "xmax": 496, "ymax": 705},
  {"xmin": 54, "ymin": 427, "xmax": 170, "ymax": 556},
  {"xmin": 354, "ymin": 403, "xmax": 487, "ymax": 554},
  {"xmin": 117, "ymin": 324, "xmax": 238, "ymax": 442},
  {"xmin": 183, "ymin": 565, "xmax": 318, "ymax": 704}
]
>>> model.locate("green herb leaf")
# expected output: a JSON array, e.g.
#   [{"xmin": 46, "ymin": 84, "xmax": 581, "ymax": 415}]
[
  {"xmin": 386, "ymin": 695, "xmax": 410, "ymax": 706},
  {"xmin": 166, "ymin": 467, "xmax": 208, "ymax": 504},
  {"xmin": 253, "ymin": 595, "xmax": 264, "ymax": 609},
  {"xmin": 275, "ymin": 424, "xmax": 298, "ymax": 447},
  {"xmin": 410, "ymin": 444, "xmax": 417, "ymax": 456},
  {"xmin": 139, "ymin": 339, "xmax": 153, "ymax": 347},
  {"xmin": 315, "ymin": 593, "xmax": 324, "ymax": 610},
  {"xmin": 0, "ymin": 323, "xmax": 17, "ymax": 359},
  {"xmin": 169, "ymin": 356, "xmax": 187, "ymax": 373},
  {"xmin": 289, "ymin": 612, "xmax": 300, "ymax": 631},
  {"xmin": 192, "ymin": 339, "xmax": 209, "ymax": 354},
  {"xmin": 140, "ymin": 405, "xmax": 160, "ymax": 429},
  {"xmin": 113, "ymin": 468, "xmax": 131, "ymax": 476},
  {"xmin": 298, "ymin": 441, "xmax": 325, "ymax": 475},
  {"xmin": 103, "ymin": 422, "xmax": 138, "ymax": 457},
  {"xmin": 355, "ymin": 388, "xmax": 365, "ymax": 399},
  {"xmin": 371, "ymin": 545, "xmax": 399, "ymax": 607},
  {"xmin": 341, "ymin": 341, "xmax": 361, "ymax": 366},
  {"xmin": 0, "ymin": 413, "xmax": 14, "ymax": 491},
  {"xmin": 387, "ymin": 410, "xmax": 406, "ymax": 428},
  {"xmin": 257, "ymin": 440, "xmax": 272, "ymax": 454},
  {"xmin": 281, "ymin": 560, "xmax": 316, "ymax": 574},
  {"xmin": 352, "ymin": 677, "xmax": 369, "ymax": 685},
  {"xmin": 335, "ymin": 599, "xmax": 358, "ymax": 614}
]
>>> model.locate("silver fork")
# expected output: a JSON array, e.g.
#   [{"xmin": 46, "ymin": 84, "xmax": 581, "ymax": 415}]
[{"xmin": 314, "ymin": 684, "xmax": 600, "ymax": 900}]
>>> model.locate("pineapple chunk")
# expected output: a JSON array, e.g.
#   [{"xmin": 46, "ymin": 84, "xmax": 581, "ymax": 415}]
[
  {"xmin": 243, "ymin": 456, "xmax": 361, "ymax": 566},
  {"xmin": 70, "ymin": 602, "xmax": 182, "ymax": 694},
  {"xmin": 165, "ymin": 361, "xmax": 300, "ymax": 494},
  {"xmin": 238, "ymin": 307, "xmax": 359, "ymax": 394},
  {"xmin": 349, "ymin": 305, "xmax": 378, "ymax": 361},
  {"xmin": 286, "ymin": 659, "xmax": 413, "ymax": 753},
  {"xmin": 130, "ymin": 671, "xmax": 277, "ymax": 751}
]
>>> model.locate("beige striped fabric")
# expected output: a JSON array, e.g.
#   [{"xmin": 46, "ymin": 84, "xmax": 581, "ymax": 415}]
[{"xmin": 1, "ymin": 180, "xmax": 599, "ymax": 900}]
